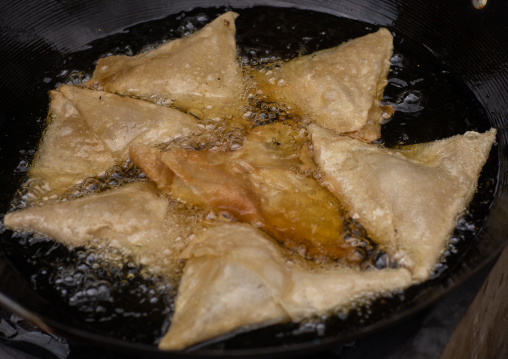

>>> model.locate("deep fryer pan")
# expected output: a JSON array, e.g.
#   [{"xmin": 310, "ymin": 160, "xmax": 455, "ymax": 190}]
[{"xmin": 0, "ymin": 0, "xmax": 507, "ymax": 357}]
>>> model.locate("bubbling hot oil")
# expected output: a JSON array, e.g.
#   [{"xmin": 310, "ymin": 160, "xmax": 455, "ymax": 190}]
[
  {"xmin": 6, "ymin": 75, "xmax": 387, "ymax": 344},
  {"xmin": 1, "ymin": 5, "xmax": 497, "ymax": 348}
]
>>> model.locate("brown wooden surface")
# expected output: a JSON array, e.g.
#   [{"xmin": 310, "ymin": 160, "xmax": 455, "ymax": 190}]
[{"xmin": 440, "ymin": 247, "xmax": 508, "ymax": 359}]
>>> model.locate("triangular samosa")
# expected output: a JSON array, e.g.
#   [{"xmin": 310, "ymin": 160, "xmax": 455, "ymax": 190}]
[
  {"xmin": 86, "ymin": 12, "xmax": 246, "ymax": 119},
  {"xmin": 29, "ymin": 84, "xmax": 201, "ymax": 195},
  {"xmin": 3, "ymin": 182, "xmax": 205, "ymax": 276},
  {"xmin": 309, "ymin": 124, "xmax": 496, "ymax": 281},
  {"xmin": 159, "ymin": 223, "xmax": 412, "ymax": 350},
  {"xmin": 28, "ymin": 88, "xmax": 116, "ymax": 194},
  {"xmin": 58, "ymin": 85, "xmax": 201, "ymax": 160},
  {"xmin": 253, "ymin": 28, "xmax": 393, "ymax": 142}
]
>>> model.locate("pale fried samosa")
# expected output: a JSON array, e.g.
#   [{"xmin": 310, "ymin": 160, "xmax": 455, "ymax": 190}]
[
  {"xmin": 28, "ymin": 89, "xmax": 116, "ymax": 193},
  {"xmin": 130, "ymin": 123, "xmax": 360, "ymax": 262},
  {"xmin": 309, "ymin": 124, "xmax": 497, "ymax": 281},
  {"xmin": 252, "ymin": 28, "xmax": 393, "ymax": 142},
  {"xmin": 159, "ymin": 223, "xmax": 412, "ymax": 350},
  {"xmin": 3, "ymin": 182, "xmax": 204, "ymax": 276},
  {"xmin": 29, "ymin": 84, "xmax": 201, "ymax": 195},
  {"xmin": 86, "ymin": 12, "xmax": 246, "ymax": 119},
  {"xmin": 58, "ymin": 85, "xmax": 201, "ymax": 160}
]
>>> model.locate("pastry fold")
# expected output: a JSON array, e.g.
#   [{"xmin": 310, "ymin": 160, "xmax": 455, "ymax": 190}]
[
  {"xmin": 29, "ymin": 85, "xmax": 200, "ymax": 195},
  {"xmin": 159, "ymin": 223, "xmax": 412, "ymax": 350},
  {"xmin": 4, "ymin": 182, "xmax": 204, "ymax": 276},
  {"xmin": 86, "ymin": 12, "xmax": 246, "ymax": 119},
  {"xmin": 253, "ymin": 28, "xmax": 393, "ymax": 142},
  {"xmin": 309, "ymin": 124, "xmax": 496, "ymax": 281}
]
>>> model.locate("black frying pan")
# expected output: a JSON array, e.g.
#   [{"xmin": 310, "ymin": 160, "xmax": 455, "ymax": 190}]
[{"xmin": 1, "ymin": 0, "xmax": 508, "ymax": 357}]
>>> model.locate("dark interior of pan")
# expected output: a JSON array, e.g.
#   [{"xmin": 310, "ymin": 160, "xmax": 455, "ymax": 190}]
[{"xmin": 1, "ymin": 0, "xmax": 508, "ymax": 357}]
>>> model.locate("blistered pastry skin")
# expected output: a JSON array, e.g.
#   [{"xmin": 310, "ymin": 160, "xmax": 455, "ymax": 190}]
[
  {"xmin": 28, "ymin": 89, "xmax": 116, "ymax": 193},
  {"xmin": 4, "ymin": 182, "xmax": 205, "ymax": 277},
  {"xmin": 253, "ymin": 28, "xmax": 393, "ymax": 141},
  {"xmin": 159, "ymin": 223, "xmax": 412, "ymax": 350},
  {"xmin": 28, "ymin": 84, "xmax": 200, "ymax": 197},
  {"xmin": 86, "ymin": 12, "xmax": 246, "ymax": 119},
  {"xmin": 309, "ymin": 124, "xmax": 496, "ymax": 281},
  {"xmin": 58, "ymin": 85, "xmax": 201, "ymax": 160}
]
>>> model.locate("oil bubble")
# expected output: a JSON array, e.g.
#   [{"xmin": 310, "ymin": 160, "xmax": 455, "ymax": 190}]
[{"xmin": 393, "ymin": 90, "xmax": 424, "ymax": 113}]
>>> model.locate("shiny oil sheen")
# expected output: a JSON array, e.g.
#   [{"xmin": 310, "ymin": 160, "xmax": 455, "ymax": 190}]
[{"xmin": 0, "ymin": 1, "xmax": 507, "ymax": 357}]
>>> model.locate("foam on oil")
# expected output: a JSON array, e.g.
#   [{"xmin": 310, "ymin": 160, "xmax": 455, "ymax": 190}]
[{"xmin": 0, "ymin": 5, "xmax": 497, "ymax": 348}]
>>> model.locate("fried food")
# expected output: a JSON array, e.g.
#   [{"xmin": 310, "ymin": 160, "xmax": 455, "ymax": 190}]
[
  {"xmin": 309, "ymin": 124, "xmax": 496, "ymax": 281},
  {"xmin": 5, "ymin": 11, "xmax": 498, "ymax": 350},
  {"xmin": 159, "ymin": 223, "xmax": 412, "ymax": 350},
  {"xmin": 29, "ymin": 85, "xmax": 201, "ymax": 195},
  {"xmin": 86, "ymin": 12, "xmax": 246, "ymax": 119},
  {"xmin": 130, "ymin": 123, "xmax": 361, "ymax": 263},
  {"xmin": 252, "ymin": 28, "xmax": 393, "ymax": 142},
  {"xmin": 4, "ymin": 182, "xmax": 205, "ymax": 276}
]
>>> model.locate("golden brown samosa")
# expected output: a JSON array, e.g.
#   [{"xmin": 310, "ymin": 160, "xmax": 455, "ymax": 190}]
[
  {"xmin": 130, "ymin": 123, "xmax": 360, "ymax": 262},
  {"xmin": 57, "ymin": 85, "xmax": 201, "ymax": 160}
]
